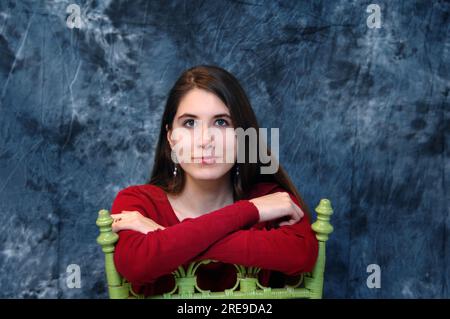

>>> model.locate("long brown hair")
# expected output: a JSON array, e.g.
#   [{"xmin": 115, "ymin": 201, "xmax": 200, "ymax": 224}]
[{"xmin": 148, "ymin": 65, "xmax": 312, "ymax": 220}]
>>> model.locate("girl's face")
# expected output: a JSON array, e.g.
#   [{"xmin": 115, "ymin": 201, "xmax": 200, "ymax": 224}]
[{"xmin": 167, "ymin": 88, "xmax": 237, "ymax": 181}]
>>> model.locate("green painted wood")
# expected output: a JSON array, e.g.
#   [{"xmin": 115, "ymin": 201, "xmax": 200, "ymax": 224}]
[
  {"xmin": 96, "ymin": 198, "xmax": 334, "ymax": 299},
  {"xmin": 96, "ymin": 209, "xmax": 129, "ymax": 299},
  {"xmin": 307, "ymin": 199, "xmax": 334, "ymax": 299}
]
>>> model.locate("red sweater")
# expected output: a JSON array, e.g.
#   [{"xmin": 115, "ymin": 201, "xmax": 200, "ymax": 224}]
[{"xmin": 111, "ymin": 182, "xmax": 318, "ymax": 297}]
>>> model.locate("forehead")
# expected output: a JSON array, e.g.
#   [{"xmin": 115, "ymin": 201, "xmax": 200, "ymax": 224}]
[{"xmin": 176, "ymin": 88, "xmax": 230, "ymax": 117}]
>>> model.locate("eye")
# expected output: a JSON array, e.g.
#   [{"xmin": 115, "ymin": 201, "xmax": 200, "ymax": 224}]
[
  {"xmin": 182, "ymin": 119, "xmax": 196, "ymax": 128},
  {"xmin": 215, "ymin": 118, "xmax": 230, "ymax": 127}
]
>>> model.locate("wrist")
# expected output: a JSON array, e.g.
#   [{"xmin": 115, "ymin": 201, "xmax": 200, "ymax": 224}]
[
  {"xmin": 245, "ymin": 200, "xmax": 261, "ymax": 224},
  {"xmin": 235, "ymin": 200, "xmax": 260, "ymax": 226}
]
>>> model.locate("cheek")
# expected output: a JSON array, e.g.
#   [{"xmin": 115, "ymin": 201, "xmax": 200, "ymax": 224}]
[
  {"xmin": 219, "ymin": 130, "xmax": 237, "ymax": 162},
  {"xmin": 225, "ymin": 138, "xmax": 237, "ymax": 161},
  {"xmin": 181, "ymin": 135, "xmax": 195, "ymax": 153},
  {"xmin": 172, "ymin": 133, "xmax": 196, "ymax": 162}
]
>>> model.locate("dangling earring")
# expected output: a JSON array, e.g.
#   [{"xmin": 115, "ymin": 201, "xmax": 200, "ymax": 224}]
[{"xmin": 173, "ymin": 165, "xmax": 178, "ymax": 177}]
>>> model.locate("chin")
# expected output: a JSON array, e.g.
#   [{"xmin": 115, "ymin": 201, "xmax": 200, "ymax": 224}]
[
  {"xmin": 184, "ymin": 165, "xmax": 231, "ymax": 181},
  {"xmin": 189, "ymin": 171, "xmax": 226, "ymax": 181}
]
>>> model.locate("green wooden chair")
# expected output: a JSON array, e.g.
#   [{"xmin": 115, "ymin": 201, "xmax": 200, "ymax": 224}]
[{"xmin": 96, "ymin": 199, "xmax": 333, "ymax": 299}]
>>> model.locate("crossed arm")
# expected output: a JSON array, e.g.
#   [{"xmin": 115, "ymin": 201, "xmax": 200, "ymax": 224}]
[{"xmin": 111, "ymin": 187, "xmax": 318, "ymax": 285}]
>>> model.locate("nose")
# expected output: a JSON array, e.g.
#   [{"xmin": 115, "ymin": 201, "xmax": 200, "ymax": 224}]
[{"xmin": 198, "ymin": 122, "xmax": 214, "ymax": 150}]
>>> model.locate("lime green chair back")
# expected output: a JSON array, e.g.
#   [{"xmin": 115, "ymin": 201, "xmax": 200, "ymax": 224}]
[{"xmin": 96, "ymin": 199, "xmax": 333, "ymax": 299}]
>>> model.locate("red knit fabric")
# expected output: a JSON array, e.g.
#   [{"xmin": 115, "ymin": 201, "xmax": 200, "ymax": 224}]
[{"xmin": 111, "ymin": 182, "xmax": 318, "ymax": 296}]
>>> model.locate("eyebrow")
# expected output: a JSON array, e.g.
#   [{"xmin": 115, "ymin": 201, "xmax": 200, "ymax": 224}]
[{"xmin": 177, "ymin": 113, "xmax": 232, "ymax": 120}]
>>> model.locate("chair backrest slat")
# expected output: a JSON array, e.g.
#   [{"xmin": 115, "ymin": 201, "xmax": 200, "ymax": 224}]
[{"xmin": 96, "ymin": 199, "xmax": 334, "ymax": 299}]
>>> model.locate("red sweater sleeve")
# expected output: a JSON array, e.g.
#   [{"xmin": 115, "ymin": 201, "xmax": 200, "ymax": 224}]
[
  {"xmin": 194, "ymin": 188, "xmax": 319, "ymax": 276},
  {"xmin": 110, "ymin": 186, "xmax": 260, "ymax": 284}
]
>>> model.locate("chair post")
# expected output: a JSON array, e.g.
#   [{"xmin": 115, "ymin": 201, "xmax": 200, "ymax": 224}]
[
  {"xmin": 96, "ymin": 209, "xmax": 129, "ymax": 299},
  {"xmin": 306, "ymin": 199, "xmax": 334, "ymax": 299}
]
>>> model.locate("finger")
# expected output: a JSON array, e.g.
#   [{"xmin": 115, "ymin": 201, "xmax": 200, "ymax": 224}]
[
  {"xmin": 146, "ymin": 229, "xmax": 158, "ymax": 234},
  {"xmin": 151, "ymin": 223, "xmax": 166, "ymax": 230},
  {"xmin": 292, "ymin": 203, "xmax": 304, "ymax": 221},
  {"xmin": 112, "ymin": 213, "xmax": 132, "ymax": 219},
  {"xmin": 112, "ymin": 218, "xmax": 137, "ymax": 233},
  {"xmin": 279, "ymin": 219, "xmax": 296, "ymax": 227},
  {"xmin": 144, "ymin": 225, "xmax": 166, "ymax": 234},
  {"xmin": 297, "ymin": 207, "xmax": 305, "ymax": 220},
  {"xmin": 112, "ymin": 211, "xmax": 138, "ymax": 221},
  {"xmin": 111, "ymin": 221, "xmax": 122, "ymax": 232},
  {"xmin": 115, "ymin": 211, "xmax": 138, "ymax": 217},
  {"xmin": 290, "ymin": 209, "xmax": 301, "ymax": 223},
  {"xmin": 278, "ymin": 221, "xmax": 290, "ymax": 226},
  {"xmin": 282, "ymin": 207, "xmax": 302, "ymax": 225},
  {"xmin": 121, "ymin": 210, "xmax": 139, "ymax": 215}
]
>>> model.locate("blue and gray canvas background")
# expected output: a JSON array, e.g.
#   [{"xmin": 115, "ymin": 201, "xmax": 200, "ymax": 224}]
[{"xmin": 0, "ymin": 0, "xmax": 448, "ymax": 298}]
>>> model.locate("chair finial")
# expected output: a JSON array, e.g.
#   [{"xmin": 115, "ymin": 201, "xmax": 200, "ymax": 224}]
[
  {"xmin": 311, "ymin": 199, "xmax": 334, "ymax": 242},
  {"xmin": 96, "ymin": 209, "xmax": 118, "ymax": 254}
]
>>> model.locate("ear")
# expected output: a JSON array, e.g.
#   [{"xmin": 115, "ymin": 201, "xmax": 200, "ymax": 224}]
[{"xmin": 166, "ymin": 124, "xmax": 173, "ymax": 149}]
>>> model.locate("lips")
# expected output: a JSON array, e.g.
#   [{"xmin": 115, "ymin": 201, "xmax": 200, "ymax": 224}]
[{"xmin": 192, "ymin": 156, "xmax": 217, "ymax": 164}]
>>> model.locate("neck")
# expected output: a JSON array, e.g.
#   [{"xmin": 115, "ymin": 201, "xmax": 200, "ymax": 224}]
[{"xmin": 174, "ymin": 173, "xmax": 234, "ymax": 217}]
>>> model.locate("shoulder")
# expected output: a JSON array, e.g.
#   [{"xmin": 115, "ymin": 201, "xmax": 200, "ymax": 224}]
[
  {"xmin": 116, "ymin": 183, "xmax": 167, "ymax": 202},
  {"xmin": 247, "ymin": 181, "xmax": 286, "ymax": 198},
  {"xmin": 111, "ymin": 183, "xmax": 168, "ymax": 216}
]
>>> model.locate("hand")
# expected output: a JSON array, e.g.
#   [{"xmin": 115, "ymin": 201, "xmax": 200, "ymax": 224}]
[
  {"xmin": 111, "ymin": 210, "xmax": 166, "ymax": 234},
  {"xmin": 249, "ymin": 192, "xmax": 304, "ymax": 226}
]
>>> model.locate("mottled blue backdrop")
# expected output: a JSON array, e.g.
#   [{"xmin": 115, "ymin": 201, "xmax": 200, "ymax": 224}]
[{"xmin": 0, "ymin": 0, "xmax": 448, "ymax": 298}]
